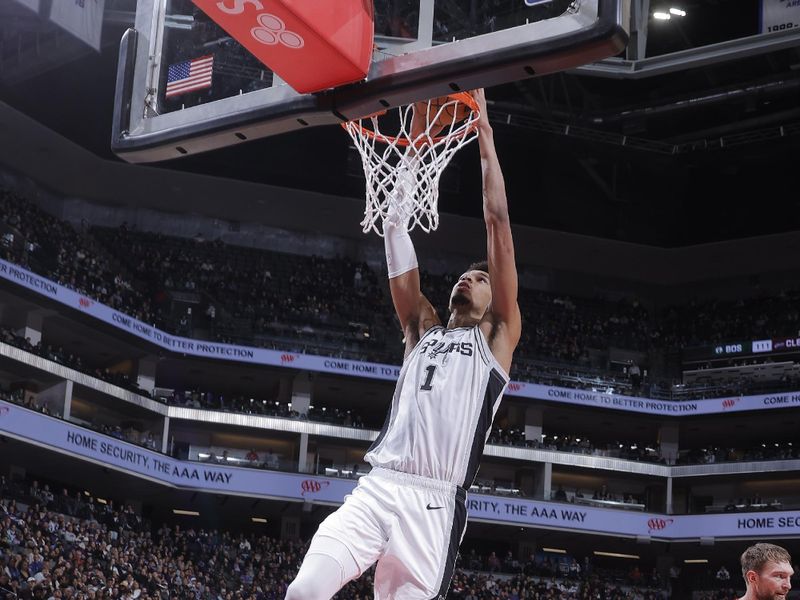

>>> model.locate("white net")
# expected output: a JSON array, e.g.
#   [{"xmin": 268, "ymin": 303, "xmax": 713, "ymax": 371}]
[{"xmin": 343, "ymin": 95, "xmax": 480, "ymax": 236}]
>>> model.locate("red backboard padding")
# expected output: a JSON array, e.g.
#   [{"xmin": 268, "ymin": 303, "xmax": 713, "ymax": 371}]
[{"xmin": 192, "ymin": 0, "xmax": 374, "ymax": 94}]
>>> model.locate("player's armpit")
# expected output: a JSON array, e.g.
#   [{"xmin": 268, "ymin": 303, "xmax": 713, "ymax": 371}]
[
  {"xmin": 399, "ymin": 293, "xmax": 440, "ymax": 357},
  {"xmin": 416, "ymin": 297, "xmax": 440, "ymax": 338},
  {"xmin": 480, "ymin": 315, "xmax": 519, "ymax": 375}
]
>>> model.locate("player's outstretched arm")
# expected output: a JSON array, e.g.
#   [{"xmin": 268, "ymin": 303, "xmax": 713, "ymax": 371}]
[
  {"xmin": 384, "ymin": 153, "xmax": 441, "ymax": 357},
  {"xmin": 474, "ymin": 89, "xmax": 522, "ymax": 370}
]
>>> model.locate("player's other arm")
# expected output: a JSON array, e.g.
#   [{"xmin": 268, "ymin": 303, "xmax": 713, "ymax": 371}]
[
  {"xmin": 474, "ymin": 89, "xmax": 522, "ymax": 370},
  {"xmin": 384, "ymin": 157, "xmax": 440, "ymax": 356}
]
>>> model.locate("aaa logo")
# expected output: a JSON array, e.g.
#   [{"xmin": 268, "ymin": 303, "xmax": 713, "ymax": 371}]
[
  {"xmin": 301, "ymin": 480, "xmax": 330, "ymax": 496},
  {"xmin": 647, "ymin": 518, "xmax": 674, "ymax": 533}
]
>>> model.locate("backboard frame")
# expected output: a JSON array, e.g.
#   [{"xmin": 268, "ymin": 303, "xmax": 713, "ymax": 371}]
[{"xmin": 112, "ymin": 0, "xmax": 629, "ymax": 163}]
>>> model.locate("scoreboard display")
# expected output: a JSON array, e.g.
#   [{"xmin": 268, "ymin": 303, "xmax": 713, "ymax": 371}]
[{"xmin": 685, "ymin": 337, "xmax": 800, "ymax": 361}]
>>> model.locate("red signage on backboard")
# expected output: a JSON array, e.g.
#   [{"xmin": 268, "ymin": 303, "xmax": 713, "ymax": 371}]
[{"xmin": 192, "ymin": 0, "xmax": 374, "ymax": 93}]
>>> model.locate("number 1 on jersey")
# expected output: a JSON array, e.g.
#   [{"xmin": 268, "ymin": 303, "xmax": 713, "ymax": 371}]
[{"xmin": 420, "ymin": 365, "xmax": 436, "ymax": 391}]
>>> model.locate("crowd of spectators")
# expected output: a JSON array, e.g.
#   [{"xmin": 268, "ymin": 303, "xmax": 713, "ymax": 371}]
[
  {"xmin": 4, "ymin": 333, "xmax": 800, "ymax": 496},
  {"xmin": 551, "ymin": 485, "xmax": 645, "ymax": 509},
  {"xmin": 715, "ymin": 497, "xmax": 784, "ymax": 513},
  {"xmin": 0, "ymin": 385, "xmax": 160, "ymax": 453},
  {"xmin": 0, "ymin": 322, "xmax": 368, "ymax": 431},
  {"xmin": 447, "ymin": 572, "xmax": 666, "ymax": 600},
  {"xmin": 656, "ymin": 293, "xmax": 800, "ymax": 351},
  {"xmin": 6, "ymin": 186, "xmax": 800, "ymax": 401},
  {"xmin": 3, "ymin": 345, "xmax": 799, "ymax": 496},
  {"xmin": 0, "ymin": 326, "xmax": 146, "ymax": 396},
  {"xmin": 163, "ymin": 390, "xmax": 367, "ymax": 429},
  {"xmin": 677, "ymin": 442, "xmax": 799, "ymax": 465},
  {"xmin": 91, "ymin": 226, "xmax": 396, "ymax": 364},
  {"xmin": 487, "ymin": 430, "xmax": 664, "ymax": 464},
  {"xmin": 0, "ymin": 191, "xmax": 153, "ymax": 326},
  {"xmin": 0, "ymin": 388, "xmax": 56, "ymax": 419},
  {"xmin": 489, "ymin": 428, "xmax": 800, "ymax": 467},
  {"xmin": 1, "ymin": 473, "xmax": 673, "ymax": 599}
]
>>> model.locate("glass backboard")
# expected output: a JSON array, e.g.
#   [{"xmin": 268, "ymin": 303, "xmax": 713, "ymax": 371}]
[{"xmin": 112, "ymin": 0, "xmax": 629, "ymax": 163}]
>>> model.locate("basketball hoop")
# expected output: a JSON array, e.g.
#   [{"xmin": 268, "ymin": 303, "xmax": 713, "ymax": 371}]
[{"xmin": 343, "ymin": 92, "xmax": 480, "ymax": 236}]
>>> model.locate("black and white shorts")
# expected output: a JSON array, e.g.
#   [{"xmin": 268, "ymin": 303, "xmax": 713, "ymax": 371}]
[{"xmin": 309, "ymin": 467, "xmax": 468, "ymax": 600}]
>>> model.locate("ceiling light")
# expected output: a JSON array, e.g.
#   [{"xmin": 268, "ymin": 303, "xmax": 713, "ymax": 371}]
[
  {"xmin": 96, "ymin": 498, "xmax": 107, "ymax": 505},
  {"xmin": 173, "ymin": 509, "xmax": 200, "ymax": 516},
  {"xmin": 251, "ymin": 517, "xmax": 267, "ymax": 523},
  {"xmin": 653, "ymin": 11, "xmax": 671, "ymax": 20},
  {"xmin": 685, "ymin": 559, "xmax": 708, "ymax": 564},
  {"xmin": 542, "ymin": 547, "xmax": 567, "ymax": 554},
  {"xmin": 594, "ymin": 551, "xmax": 640, "ymax": 559},
  {"xmin": 669, "ymin": 7, "xmax": 686, "ymax": 16}
]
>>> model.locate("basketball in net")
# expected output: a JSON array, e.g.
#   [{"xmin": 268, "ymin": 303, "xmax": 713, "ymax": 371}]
[
  {"xmin": 343, "ymin": 92, "xmax": 480, "ymax": 236},
  {"xmin": 415, "ymin": 96, "xmax": 474, "ymax": 139}
]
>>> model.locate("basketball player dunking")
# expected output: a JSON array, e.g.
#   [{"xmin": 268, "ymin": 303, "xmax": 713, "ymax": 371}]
[{"xmin": 285, "ymin": 89, "xmax": 521, "ymax": 600}]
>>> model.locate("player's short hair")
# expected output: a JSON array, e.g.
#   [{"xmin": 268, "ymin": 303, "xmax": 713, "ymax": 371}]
[
  {"xmin": 740, "ymin": 543, "xmax": 792, "ymax": 581},
  {"xmin": 467, "ymin": 260, "xmax": 489, "ymax": 274}
]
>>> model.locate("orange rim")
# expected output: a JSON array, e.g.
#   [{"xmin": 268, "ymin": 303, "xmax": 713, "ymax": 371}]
[{"xmin": 341, "ymin": 92, "xmax": 480, "ymax": 147}]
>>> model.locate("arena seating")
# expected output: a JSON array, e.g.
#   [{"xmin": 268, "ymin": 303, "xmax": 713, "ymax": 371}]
[
  {"xmin": 0, "ymin": 475, "xmax": 674, "ymax": 599},
  {"xmin": 6, "ymin": 187, "xmax": 800, "ymax": 402},
  {"xmin": 2, "ymin": 349, "xmax": 798, "ymax": 482},
  {"xmin": 4, "ymin": 389, "xmax": 799, "ymax": 518},
  {"xmin": 0, "ymin": 190, "xmax": 154, "ymax": 326}
]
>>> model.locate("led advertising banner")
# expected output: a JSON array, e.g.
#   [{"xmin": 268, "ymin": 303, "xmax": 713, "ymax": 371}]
[
  {"xmin": 3, "ymin": 258, "xmax": 800, "ymax": 417},
  {"xmin": 2, "ymin": 400, "xmax": 799, "ymax": 540}
]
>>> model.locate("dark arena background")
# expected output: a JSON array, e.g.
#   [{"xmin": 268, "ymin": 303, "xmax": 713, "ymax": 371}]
[{"xmin": 1, "ymin": 0, "xmax": 800, "ymax": 598}]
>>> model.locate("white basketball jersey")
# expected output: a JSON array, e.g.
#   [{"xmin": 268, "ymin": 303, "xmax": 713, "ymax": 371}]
[{"xmin": 365, "ymin": 325, "xmax": 509, "ymax": 488}]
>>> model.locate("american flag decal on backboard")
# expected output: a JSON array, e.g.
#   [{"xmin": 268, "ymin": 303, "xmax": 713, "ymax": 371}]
[{"xmin": 166, "ymin": 55, "xmax": 214, "ymax": 98}]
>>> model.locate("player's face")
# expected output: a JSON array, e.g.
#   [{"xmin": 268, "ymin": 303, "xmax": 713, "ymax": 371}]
[
  {"xmin": 748, "ymin": 561, "xmax": 793, "ymax": 600},
  {"xmin": 450, "ymin": 270, "xmax": 491, "ymax": 313}
]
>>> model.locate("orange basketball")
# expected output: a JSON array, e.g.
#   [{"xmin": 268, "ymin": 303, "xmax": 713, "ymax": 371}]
[
  {"xmin": 425, "ymin": 96, "xmax": 472, "ymax": 129},
  {"xmin": 412, "ymin": 94, "xmax": 474, "ymax": 139}
]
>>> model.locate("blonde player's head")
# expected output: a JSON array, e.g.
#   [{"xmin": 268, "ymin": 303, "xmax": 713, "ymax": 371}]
[{"xmin": 740, "ymin": 543, "xmax": 793, "ymax": 600}]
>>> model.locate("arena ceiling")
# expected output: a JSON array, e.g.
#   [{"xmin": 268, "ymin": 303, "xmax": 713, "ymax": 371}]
[{"xmin": 1, "ymin": 0, "xmax": 799, "ymax": 247}]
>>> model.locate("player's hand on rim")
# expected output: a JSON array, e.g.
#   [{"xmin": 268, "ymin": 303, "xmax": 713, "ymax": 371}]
[{"xmin": 470, "ymin": 88, "xmax": 491, "ymax": 132}]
